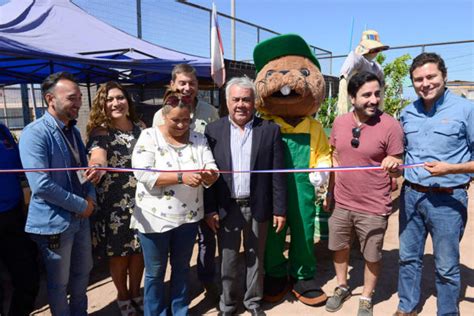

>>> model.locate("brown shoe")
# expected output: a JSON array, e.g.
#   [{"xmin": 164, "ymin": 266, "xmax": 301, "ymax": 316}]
[{"xmin": 393, "ymin": 310, "xmax": 418, "ymax": 316}]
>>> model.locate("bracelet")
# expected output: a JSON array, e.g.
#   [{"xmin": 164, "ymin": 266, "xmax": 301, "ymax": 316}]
[
  {"xmin": 326, "ymin": 191, "xmax": 333, "ymax": 197},
  {"xmin": 177, "ymin": 172, "xmax": 183, "ymax": 184}
]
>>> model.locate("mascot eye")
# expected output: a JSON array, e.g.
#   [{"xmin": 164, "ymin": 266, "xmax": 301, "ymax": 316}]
[
  {"xmin": 300, "ymin": 68, "xmax": 310, "ymax": 77},
  {"xmin": 265, "ymin": 70, "xmax": 275, "ymax": 78}
]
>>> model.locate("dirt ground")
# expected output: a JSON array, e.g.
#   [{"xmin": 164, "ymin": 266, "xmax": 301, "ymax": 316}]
[{"xmin": 22, "ymin": 183, "xmax": 474, "ymax": 315}]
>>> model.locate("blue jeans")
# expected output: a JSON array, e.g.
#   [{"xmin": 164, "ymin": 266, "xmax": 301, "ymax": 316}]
[
  {"xmin": 139, "ymin": 222, "xmax": 198, "ymax": 316},
  {"xmin": 30, "ymin": 217, "xmax": 92, "ymax": 316},
  {"xmin": 398, "ymin": 185, "xmax": 468, "ymax": 316}
]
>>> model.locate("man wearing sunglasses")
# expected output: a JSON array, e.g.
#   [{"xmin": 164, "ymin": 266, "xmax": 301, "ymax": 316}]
[
  {"xmin": 153, "ymin": 63, "xmax": 221, "ymax": 299},
  {"xmin": 324, "ymin": 71, "xmax": 403, "ymax": 316}
]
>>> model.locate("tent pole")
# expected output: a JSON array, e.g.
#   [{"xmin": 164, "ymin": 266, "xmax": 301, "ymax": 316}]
[
  {"xmin": 87, "ymin": 81, "xmax": 92, "ymax": 109},
  {"xmin": 2, "ymin": 87, "xmax": 8, "ymax": 125}
]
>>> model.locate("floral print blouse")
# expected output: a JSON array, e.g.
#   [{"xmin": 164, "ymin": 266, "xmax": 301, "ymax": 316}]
[{"xmin": 131, "ymin": 127, "xmax": 218, "ymax": 233}]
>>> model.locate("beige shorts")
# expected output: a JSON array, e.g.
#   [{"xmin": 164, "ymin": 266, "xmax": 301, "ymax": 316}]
[{"xmin": 328, "ymin": 207, "xmax": 388, "ymax": 262}]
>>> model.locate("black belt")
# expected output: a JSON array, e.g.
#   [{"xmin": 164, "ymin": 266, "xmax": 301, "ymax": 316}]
[
  {"xmin": 404, "ymin": 180, "xmax": 469, "ymax": 195},
  {"xmin": 232, "ymin": 198, "xmax": 250, "ymax": 207}
]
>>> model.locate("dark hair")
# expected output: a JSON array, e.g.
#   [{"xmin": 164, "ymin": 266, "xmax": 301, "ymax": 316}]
[
  {"xmin": 41, "ymin": 72, "xmax": 78, "ymax": 100},
  {"xmin": 409, "ymin": 53, "xmax": 447, "ymax": 80},
  {"xmin": 171, "ymin": 64, "xmax": 196, "ymax": 81},
  {"xmin": 347, "ymin": 71, "xmax": 381, "ymax": 98}
]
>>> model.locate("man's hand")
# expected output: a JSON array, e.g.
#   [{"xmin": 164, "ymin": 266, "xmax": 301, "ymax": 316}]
[
  {"xmin": 205, "ymin": 213, "xmax": 220, "ymax": 233},
  {"xmin": 201, "ymin": 169, "xmax": 219, "ymax": 186},
  {"xmin": 273, "ymin": 215, "xmax": 286, "ymax": 233},
  {"xmin": 424, "ymin": 161, "xmax": 453, "ymax": 176},
  {"xmin": 80, "ymin": 197, "xmax": 95, "ymax": 218},
  {"xmin": 381, "ymin": 156, "xmax": 403, "ymax": 177},
  {"xmin": 183, "ymin": 173, "xmax": 202, "ymax": 187},
  {"xmin": 323, "ymin": 193, "xmax": 335, "ymax": 213}
]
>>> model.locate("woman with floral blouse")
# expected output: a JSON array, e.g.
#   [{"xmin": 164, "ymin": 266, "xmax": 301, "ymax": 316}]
[
  {"xmin": 131, "ymin": 90, "xmax": 219, "ymax": 316},
  {"xmin": 86, "ymin": 81, "xmax": 145, "ymax": 316}
]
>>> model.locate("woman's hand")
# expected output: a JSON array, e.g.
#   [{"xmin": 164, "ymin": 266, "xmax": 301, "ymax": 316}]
[
  {"xmin": 183, "ymin": 172, "xmax": 202, "ymax": 187},
  {"xmin": 84, "ymin": 165, "xmax": 105, "ymax": 185},
  {"xmin": 201, "ymin": 169, "xmax": 219, "ymax": 186}
]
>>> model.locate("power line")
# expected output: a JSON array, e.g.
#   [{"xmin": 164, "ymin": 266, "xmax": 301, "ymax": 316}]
[{"xmin": 319, "ymin": 40, "xmax": 474, "ymax": 60}]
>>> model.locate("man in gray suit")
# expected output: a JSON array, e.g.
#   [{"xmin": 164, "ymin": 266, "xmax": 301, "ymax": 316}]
[{"xmin": 204, "ymin": 76, "xmax": 287, "ymax": 316}]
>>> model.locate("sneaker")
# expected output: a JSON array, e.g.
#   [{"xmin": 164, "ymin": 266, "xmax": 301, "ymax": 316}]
[
  {"xmin": 325, "ymin": 286, "xmax": 351, "ymax": 312},
  {"xmin": 357, "ymin": 298, "xmax": 373, "ymax": 316}
]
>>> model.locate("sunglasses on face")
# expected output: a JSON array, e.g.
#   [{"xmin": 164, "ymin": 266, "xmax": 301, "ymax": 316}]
[
  {"xmin": 164, "ymin": 95, "xmax": 193, "ymax": 107},
  {"xmin": 351, "ymin": 127, "xmax": 361, "ymax": 148}
]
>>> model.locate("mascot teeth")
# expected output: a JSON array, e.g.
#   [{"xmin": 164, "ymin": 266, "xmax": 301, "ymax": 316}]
[{"xmin": 280, "ymin": 85, "xmax": 291, "ymax": 96}]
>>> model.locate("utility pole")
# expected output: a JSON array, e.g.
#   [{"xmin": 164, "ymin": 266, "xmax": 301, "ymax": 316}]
[{"xmin": 231, "ymin": 0, "xmax": 236, "ymax": 60}]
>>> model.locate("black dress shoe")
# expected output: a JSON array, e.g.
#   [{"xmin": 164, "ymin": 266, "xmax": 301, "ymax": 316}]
[
  {"xmin": 218, "ymin": 312, "xmax": 234, "ymax": 316},
  {"xmin": 247, "ymin": 307, "xmax": 266, "ymax": 316}
]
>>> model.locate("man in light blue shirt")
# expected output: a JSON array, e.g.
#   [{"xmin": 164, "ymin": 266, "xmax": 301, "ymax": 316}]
[
  {"xmin": 395, "ymin": 53, "xmax": 474, "ymax": 316},
  {"xmin": 19, "ymin": 72, "xmax": 100, "ymax": 316}
]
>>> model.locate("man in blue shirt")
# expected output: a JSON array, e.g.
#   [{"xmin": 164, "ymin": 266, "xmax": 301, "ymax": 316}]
[
  {"xmin": 395, "ymin": 53, "xmax": 474, "ymax": 316},
  {"xmin": 0, "ymin": 123, "xmax": 39, "ymax": 316},
  {"xmin": 19, "ymin": 72, "xmax": 100, "ymax": 316}
]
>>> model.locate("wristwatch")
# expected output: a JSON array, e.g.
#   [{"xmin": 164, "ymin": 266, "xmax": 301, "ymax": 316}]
[{"xmin": 177, "ymin": 172, "xmax": 183, "ymax": 184}]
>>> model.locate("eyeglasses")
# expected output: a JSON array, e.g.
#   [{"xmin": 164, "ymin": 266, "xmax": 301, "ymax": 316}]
[
  {"xmin": 351, "ymin": 127, "xmax": 361, "ymax": 148},
  {"xmin": 164, "ymin": 95, "xmax": 193, "ymax": 107}
]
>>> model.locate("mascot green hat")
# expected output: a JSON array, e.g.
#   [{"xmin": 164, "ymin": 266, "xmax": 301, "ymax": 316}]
[{"xmin": 253, "ymin": 34, "xmax": 321, "ymax": 72}]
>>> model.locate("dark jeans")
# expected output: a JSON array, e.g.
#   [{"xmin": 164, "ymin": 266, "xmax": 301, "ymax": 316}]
[
  {"xmin": 197, "ymin": 219, "xmax": 217, "ymax": 283},
  {"xmin": 0, "ymin": 205, "xmax": 39, "ymax": 316}
]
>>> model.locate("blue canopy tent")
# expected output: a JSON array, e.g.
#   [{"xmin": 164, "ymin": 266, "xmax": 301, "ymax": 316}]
[{"xmin": 0, "ymin": 0, "xmax": 211, "ymax": 85}]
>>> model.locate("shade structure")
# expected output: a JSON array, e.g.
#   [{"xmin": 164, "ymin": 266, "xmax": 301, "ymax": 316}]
[{"xmin": 0, "ymin": 0, "xmax": 211, "ymax": 84}]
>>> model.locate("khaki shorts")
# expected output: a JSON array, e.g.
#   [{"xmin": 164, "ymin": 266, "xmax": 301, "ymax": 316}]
[{"xmin": 328, "ymin": 207, "xmax": 388, "ymax": 262}]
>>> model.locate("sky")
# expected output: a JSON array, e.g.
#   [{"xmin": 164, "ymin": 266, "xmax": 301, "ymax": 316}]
[
  {"xmin": 208, "ymin": 0, "xmax": 474, "ymax": 82},
  {"xmin": 1, "ymin": 0, "xmax": 472, "ymax": 85}
]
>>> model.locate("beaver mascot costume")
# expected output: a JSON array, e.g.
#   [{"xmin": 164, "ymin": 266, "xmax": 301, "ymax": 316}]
[{"xmin": 253, "ymin": 34, "xmax": 331, "ymax": 306}]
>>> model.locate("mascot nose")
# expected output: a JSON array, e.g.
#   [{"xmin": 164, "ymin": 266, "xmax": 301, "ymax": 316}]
[{"xmin": 279, "ymin": 70, "xmax": 289, "ymax": 75}]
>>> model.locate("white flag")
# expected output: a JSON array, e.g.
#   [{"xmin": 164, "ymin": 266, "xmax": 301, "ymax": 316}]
[{"xmin": 211, "ymin": 3, "xmax": 225, "ymax": 88}]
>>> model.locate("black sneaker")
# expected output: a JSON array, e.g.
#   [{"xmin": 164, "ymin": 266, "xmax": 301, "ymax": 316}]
[{"xmin": 325, "ymin": 286, "xmax": 351, "ymax": 312}]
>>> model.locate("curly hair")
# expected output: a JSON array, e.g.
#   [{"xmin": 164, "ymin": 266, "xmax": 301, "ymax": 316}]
[{"xmin": 86, "ymin": 81, "xmax": 139, "ymax": 136}]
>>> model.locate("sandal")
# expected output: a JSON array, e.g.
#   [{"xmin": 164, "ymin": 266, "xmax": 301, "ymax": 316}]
[
  {"xmin": 131, "ymin": 296, "xmax": 144, "ymax": 314},
  {"xmin": 291, "ymin": 278, "xmax": 327, "ymax": 306},
  {"xmin": 117, "ymin": 299, "xmax": 136, "ymax": 316}
]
